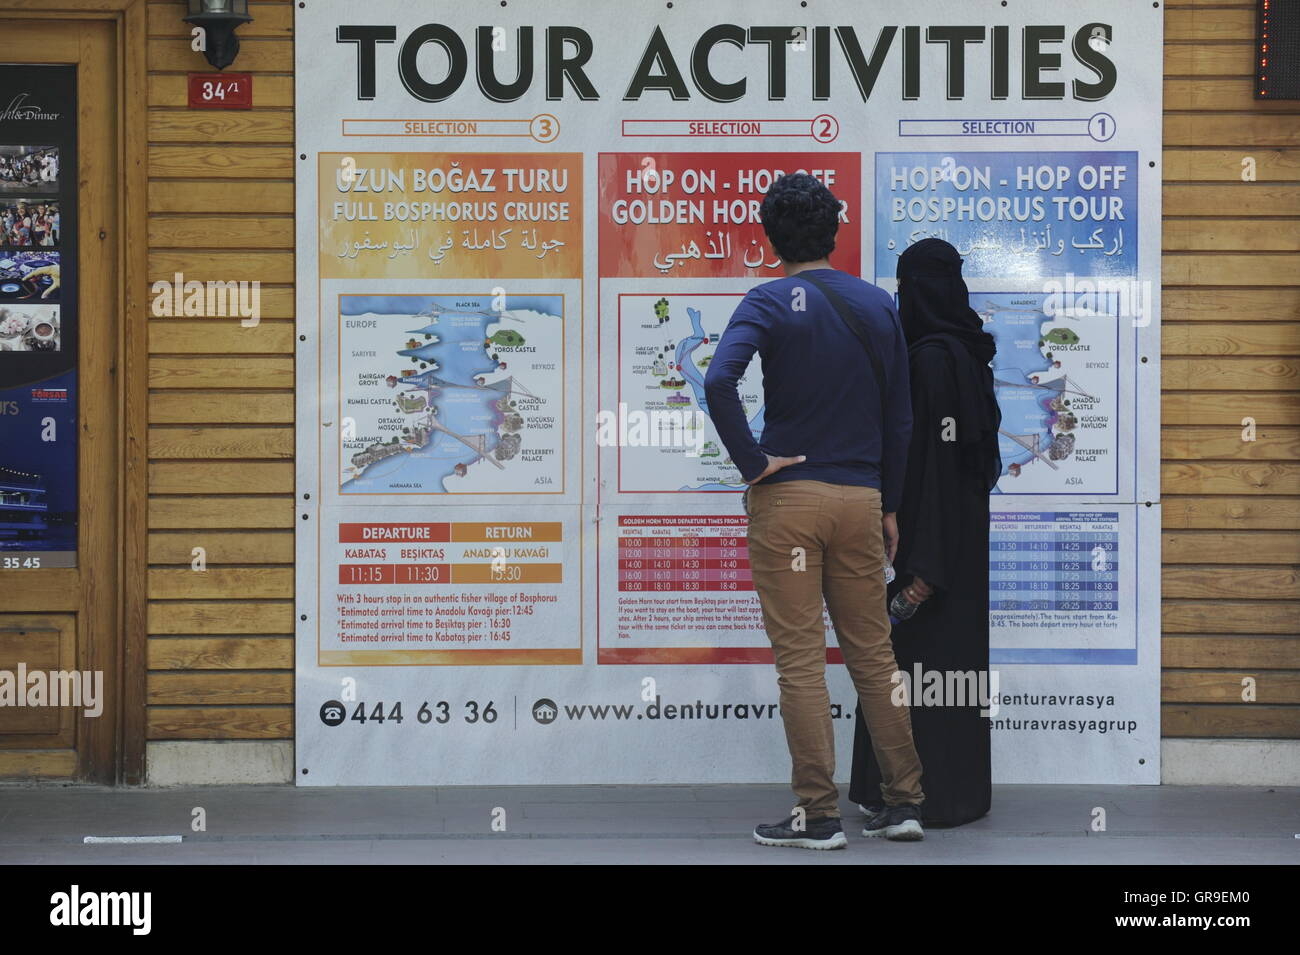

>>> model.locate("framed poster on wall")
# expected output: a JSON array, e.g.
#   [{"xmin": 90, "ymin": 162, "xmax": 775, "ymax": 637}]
[
  {"xmin": 0, "ymin": 64, "xmax": 78, "ymax": 569},
  {"xmin": 294, "ymin": 1, "xmax": 1162, "ymax": 785}
]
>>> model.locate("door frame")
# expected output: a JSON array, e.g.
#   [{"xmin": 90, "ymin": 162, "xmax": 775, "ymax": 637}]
[{"xmin": 0, "ymin": 0, "xmax": 148, "ymax": 783}]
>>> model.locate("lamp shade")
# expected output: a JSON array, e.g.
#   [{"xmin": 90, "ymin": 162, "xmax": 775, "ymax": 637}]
[
  {"xmin": 186, "ymin": 0, "xmax": 250, "ymax": 18},
  {"xmin": 183, "ymin": 0, "xmax": 253, "ymax": 69}
]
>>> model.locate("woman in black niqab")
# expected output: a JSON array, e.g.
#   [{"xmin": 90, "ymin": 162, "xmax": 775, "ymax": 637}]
[
  {"xmin": 896, "ymin": 238, "xmax": 1001, "ymax": 494},
  {"xmin": 849, "ymin": 238, "xmax": 1002, "ymax": 828}
]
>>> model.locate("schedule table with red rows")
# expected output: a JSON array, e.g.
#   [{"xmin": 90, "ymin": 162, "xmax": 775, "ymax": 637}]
[{"xmin": 615, "ymin": 516, "xmax": 753, "ymax": 592}]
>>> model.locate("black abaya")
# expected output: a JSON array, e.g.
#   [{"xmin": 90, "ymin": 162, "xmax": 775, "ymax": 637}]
[
  {"xmin": 848, "ymin": 342, "xmax": 993, "ymax": 826},
  {"xmin": 849, "ymin": 238, "xmax": 1000, "ymax": 828}
]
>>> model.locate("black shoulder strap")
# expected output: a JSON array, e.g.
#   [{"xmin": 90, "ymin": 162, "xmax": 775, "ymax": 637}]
[{"xmin": 798, "ymin": 271, "xmax": 888, "ymax": 412}]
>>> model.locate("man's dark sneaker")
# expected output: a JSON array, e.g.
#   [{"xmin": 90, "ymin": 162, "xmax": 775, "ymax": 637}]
[
  {"xmin": 861, "ymin": 803, "xmax": 924, "ymax": 841},
  {"xmin": 753, "ymin": 813, "xmax": 847, "ymax": 850}
]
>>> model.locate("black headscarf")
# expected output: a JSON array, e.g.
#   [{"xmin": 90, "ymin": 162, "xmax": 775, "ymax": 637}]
[{"xmin": 896, "ymin": 238, "xmax": 1002, "ymax": 491}]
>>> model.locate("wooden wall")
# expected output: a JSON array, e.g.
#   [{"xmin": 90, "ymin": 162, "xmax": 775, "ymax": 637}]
[
  {"xmin": 1162, "ymin": 0, "xmax": 1300, "ymax": 741},
  {"xmin": 145, "ymin": 0, "xmax": 294, "ymax": 749},
  {"xmin": 137, "ymin": 0, "xmax": 1298, "ymax": 770}
]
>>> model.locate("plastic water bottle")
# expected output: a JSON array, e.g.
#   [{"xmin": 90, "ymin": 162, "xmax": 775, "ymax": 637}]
[
  {"xmin": 884, "ymin": 560, "xmax": 911, "ymax": 625},
  {"xmin": 889, "ymin": 587, "xmax": 922, "ymax": 623}
]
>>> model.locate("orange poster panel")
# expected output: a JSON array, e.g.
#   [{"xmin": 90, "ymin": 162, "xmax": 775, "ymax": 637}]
[{"xmin": 319, "ymin": 152, "xmax": 582, "ymax": 279}]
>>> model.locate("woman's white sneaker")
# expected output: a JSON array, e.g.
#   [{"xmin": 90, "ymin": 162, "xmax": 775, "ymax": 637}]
[{"xmin": 861, "ymin": 804, "xmax": 925, "ymax": 841}]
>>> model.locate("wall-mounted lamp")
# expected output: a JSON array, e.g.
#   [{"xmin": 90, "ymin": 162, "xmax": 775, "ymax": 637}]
[{"xmin": 184, "ymin": 0, "xmax": 254, "ymax": 71}]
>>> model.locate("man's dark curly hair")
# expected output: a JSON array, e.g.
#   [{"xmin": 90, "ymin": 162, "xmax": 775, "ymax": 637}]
[{"xmin": 758, "ymin": 172, "xmax": 841, "ymax": 263}]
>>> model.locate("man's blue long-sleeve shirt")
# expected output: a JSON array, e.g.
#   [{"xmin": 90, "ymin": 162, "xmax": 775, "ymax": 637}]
[{"xmin": 702, "ymin": 268, "xmax": 912, "ymax": 513}]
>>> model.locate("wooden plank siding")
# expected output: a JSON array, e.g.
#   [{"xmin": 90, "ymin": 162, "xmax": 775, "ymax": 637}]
[
  {"xmin": 1161, "ymin": 1, "xmax": 1300, "ymax": 739},
  {"xmin": 145, "ymin": 0, "xmax": 295, "ymax": 743},
  {"xmin": 140, "ymin": 1, "xmax": 1298, "ymax": 751}
]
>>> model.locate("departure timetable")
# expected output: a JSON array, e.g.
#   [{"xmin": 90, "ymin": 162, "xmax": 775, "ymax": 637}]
[
  {"xmin": 990, "ymin": 511, "xmax": 1120, "ymax": 612},
  {"xmin": 615, "ymin": 515, "xmax": 753, "ymax": 592}
]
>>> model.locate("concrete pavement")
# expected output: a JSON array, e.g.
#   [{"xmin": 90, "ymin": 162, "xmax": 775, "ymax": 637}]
[{"xmin": 1, "ymin": 783, "xmax": 1296, "ymax": 864}]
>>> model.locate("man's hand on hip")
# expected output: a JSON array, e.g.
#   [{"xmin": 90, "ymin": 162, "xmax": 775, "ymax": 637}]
[{"xmin": 744, "ymin": 454, "xmax": 806, "ymax": 486}]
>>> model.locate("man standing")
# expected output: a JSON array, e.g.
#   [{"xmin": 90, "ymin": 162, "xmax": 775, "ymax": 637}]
[{"xmin": 703, "ymin": 172, "xmax": 925, "ymax": 849}]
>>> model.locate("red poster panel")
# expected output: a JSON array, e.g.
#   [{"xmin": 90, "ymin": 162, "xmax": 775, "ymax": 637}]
[{"xmin": 598, "ymin": 151, "xmax": 862, "ymax": 278}]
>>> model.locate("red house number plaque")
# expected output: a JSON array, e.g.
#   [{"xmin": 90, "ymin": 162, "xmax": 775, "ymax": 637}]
[{"xmin": 187, "ymin": 73, "xmax": 253, "ymax": 109}]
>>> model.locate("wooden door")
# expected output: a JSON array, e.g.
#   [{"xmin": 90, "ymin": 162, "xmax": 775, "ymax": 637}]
[{"xmin": 0, "ymin": 18, "xmax": 121, "ymax": 781}]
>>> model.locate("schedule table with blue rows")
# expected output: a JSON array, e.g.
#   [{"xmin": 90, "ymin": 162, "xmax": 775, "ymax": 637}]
[{"xmin": 989, "ymin": 511, "xmax": 1119, "ymax": 612}]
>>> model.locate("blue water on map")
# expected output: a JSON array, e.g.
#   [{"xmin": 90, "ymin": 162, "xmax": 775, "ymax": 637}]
[
  {"xmin": 985, "ymin": 304, "xmax": 1054, "ymax": 485},
  {"xmin": 340, "ymin": 294, "xmax": 559, "ymax": 493},
  {"xmin": 677, "ymin": 305, "xmax": 765, "ymax": 491}
]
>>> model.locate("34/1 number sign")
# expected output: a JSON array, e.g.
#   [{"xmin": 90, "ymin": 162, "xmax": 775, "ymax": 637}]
[{"xmin": 187, "ymin": 72, "xmax": 253, "ymax": 109}]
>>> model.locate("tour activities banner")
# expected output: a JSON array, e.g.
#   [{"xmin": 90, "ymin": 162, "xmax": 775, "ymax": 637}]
[{"xmin": 295, "ymin": 0, "xmax": 1164, "ymax": 785}]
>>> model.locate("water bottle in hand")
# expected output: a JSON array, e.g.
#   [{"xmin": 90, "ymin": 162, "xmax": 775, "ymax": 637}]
[{"xmin": 889, "ymin": 587, "xmax": 923, "ymax": 623}]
